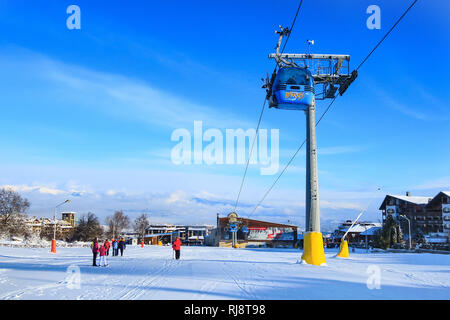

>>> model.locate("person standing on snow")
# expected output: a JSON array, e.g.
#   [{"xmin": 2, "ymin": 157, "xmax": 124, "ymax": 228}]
[
  {"xmin": 104, "ymin": 239, "xmax": 111, "ymax": 256},
  {"xmin": 113, "ymin": 240, "xmax": 119, "ymax": 256},
  {"xmin": 98, "ymin": 244, "xmax": 108, "ymax": 267},
  {"xmin": 92, "ymin": 238, "xmax": 99, "ymax": 266},
  {"xmin": 172, "ymin": 237, "xmax": 182, "ymax": 260},
  {"xmin": 118, "ymin": 238, "xmax": 126, "ymax": 256}
]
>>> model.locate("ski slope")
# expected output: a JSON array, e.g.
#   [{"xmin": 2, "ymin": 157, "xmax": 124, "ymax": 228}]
[{"xmin": 0, "ymin": 245, "xmax": 448, "ymax": 300}]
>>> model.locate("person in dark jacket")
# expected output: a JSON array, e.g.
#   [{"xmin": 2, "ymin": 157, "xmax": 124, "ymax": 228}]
[
  {"xmin": 112, "ymin": 239, "xmax": 118, "ymax": 256},
  {"xmin": 172, "ymin": 237, "xmax": 182, "ymax": 260},
  {"xmin": 118, "ymin": 238, "xmax": 126, "ymax": 256},
  {"xmin": 92, "ymin": 238, "xmax": 99, "ymax": 266}
]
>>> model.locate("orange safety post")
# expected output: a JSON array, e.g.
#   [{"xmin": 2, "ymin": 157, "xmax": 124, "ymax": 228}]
[{"xmin": 51, "ymin": 239, "xmax": 57, "ymax": 253}]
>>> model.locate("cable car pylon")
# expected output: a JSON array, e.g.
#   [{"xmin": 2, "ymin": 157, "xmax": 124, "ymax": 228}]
[{"xmin": 266, "ymin": 26, "xmax": 357, "ymax": 266}]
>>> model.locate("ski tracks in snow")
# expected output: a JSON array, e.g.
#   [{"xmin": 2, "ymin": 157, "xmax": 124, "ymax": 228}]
[
  {"xmin": 117, "ymin": 258, "xmax": 180, "ymax": 300},
  {"xmin": 0, "ymin": 279, "xmax": 67, "ymax": 300},
  {"xmin": 221, "ymin": 260, "xmax": 260, "ymax": 300}
]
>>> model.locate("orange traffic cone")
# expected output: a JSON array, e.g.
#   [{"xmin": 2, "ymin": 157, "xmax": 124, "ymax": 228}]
[{"xmin": 51, "ymin": 239, "xmax": 57, "ymax": 253}]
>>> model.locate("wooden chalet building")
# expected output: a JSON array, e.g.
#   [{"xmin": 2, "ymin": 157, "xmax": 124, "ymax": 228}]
[
  {"xmin": 208, "ymin": 214, "xmax": 297, "ymax": 248},
  {"xmin": 426, "ymin": 191, "xmax": 450, "ymax": 236},
  {"xmin": 379, "ymin": 191, "xmax": 449, "ymax": 239},
  {"xmin": 143, "ymin": 224, "xmax": 212, "ymax": 245}
]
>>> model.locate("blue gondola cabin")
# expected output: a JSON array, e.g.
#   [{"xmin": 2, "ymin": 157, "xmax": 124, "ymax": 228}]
[{"xmin": 268, "ymin": 67, "xmax": 315, "ymax": 110}]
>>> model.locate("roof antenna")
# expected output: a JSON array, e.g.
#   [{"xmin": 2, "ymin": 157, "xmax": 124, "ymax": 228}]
[{"xmin": 306, "ymin": 39, "xmax": 314, "ymax": 67}]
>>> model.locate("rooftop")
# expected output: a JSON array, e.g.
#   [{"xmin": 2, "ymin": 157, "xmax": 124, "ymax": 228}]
[{"xmin": 387, "ymin": 194, "xmax": 431, "ymax": 205}]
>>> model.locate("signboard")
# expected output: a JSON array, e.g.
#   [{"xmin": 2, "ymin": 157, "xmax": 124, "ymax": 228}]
[
  {"xmin": 242, "ymin": 226, "xmax": 248, "ymax": 234},
  {"xmin": 386, "ymin": 206, "xmax": 396, "ymax": 215},
  {"xmin": 386, "ymin": 205, "xmax": 399, "ymax": 220},
  {"xmin": 248, "ymin": 227, "xmax": 267, "ymax": 231},
  {"xmin": 228, "ymin": 212, "xmax": 238, "ymax": 223},
  {"xmin": 229, "ymin": 224, "xmax": 238, "ymax": 233},
  {"xmin": 247, "ymin": 227, "xmax": 294, "ymax": 241}
]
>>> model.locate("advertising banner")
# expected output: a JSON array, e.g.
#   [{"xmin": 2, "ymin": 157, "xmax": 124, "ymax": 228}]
[{"xmin": 247, "ymin": 227, "xmax": 294, "ymax": 241}]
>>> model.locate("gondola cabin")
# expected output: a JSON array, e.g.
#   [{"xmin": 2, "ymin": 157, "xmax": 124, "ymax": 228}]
[{"xmin": 269, "ymin": 67, "xmax": 315, "ymax": 110}]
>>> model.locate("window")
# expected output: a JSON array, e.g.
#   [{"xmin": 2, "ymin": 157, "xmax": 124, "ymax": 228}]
[{"xmin": 276, "ymin": 67, "xmax": 313, "ymax": 86}]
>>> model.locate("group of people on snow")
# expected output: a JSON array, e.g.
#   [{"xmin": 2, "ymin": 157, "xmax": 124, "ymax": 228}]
[
  {"xmin": 91, "ymin": 236, "xmax": 182, "ymax": 267},
  {"xmin": 92, "ymin": 238, "xmax": 126, "ymax": 267}
]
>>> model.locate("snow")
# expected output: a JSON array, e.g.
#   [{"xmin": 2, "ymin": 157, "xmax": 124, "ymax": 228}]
[
  {"xmin": 388, "ymin": 195, "xmax": 431, "ymax": 205},
  {"xmin": 0, "ymin": 245, "xmax": 449, "ymax": 300},
  {"xmin": 0, "ymin": 235, "xmax": 91, "ymax": 248},
  {"xmin": 342, "ymin": 223, "xmax": 381, "ymax": 233},
  {"xmin": 360, "ymin": 226, "xmax": 382, "ymax": 236}
]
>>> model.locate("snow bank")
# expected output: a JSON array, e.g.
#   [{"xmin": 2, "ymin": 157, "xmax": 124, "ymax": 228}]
[
  {"xmin": 0, "ymin": 236, "xmax": 91, "ymax": 248},
  {"xmin": 0, "ymin": 246, "xmax": 448, "ymax": 300}
]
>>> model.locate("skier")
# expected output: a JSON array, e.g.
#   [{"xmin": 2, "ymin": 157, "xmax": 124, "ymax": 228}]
[
  {"xmin": 172, "ymin": 237, "xmax": 182, "ymax": 260},
  {"xmin": 118, "ymin": 238, "xmax": 126, "ymax": 256},
  {"xmin": 98, "ymin": 244, "xmax": 108, "ymax": 267},
  {"xmin": 104, "ymin": 239, "xmax": 111, "ymax": 256},
  {"xmin": 112, "ymin": 239, "xmax": 119, "ymax": 256},
  {"xmin": 92, "ymin": 238, "xmax": 99, "ymax": 266}
]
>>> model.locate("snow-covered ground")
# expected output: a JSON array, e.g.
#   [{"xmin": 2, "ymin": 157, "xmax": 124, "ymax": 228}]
[{"xmin": 0, "ymin": 245, "xmax": 448, "ymax": 300}]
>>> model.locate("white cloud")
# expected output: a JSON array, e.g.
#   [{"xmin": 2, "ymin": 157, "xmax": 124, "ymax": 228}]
[
  {"xmin": 365, "ymin": 79, "xmax": 430, "ymax": 121},
  {"xmin": 0, "ymin": 48, "xmax": 252, "ymax": 130},
  {"xmin": 165, "ymin": 190, "xmax": 190, "ymax": 204},
  {"xmin": 413, "ymin": 177, "xmax": 450, "ymax": 190},
  {"xmin": 0, "ymin": 184, "xmax": 66, "ymax": 195}
]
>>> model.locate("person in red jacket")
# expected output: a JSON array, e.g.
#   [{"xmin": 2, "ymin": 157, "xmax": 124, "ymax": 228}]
[
  {"xmin": 92, "ymin": 238, "xmax": 99, "ymax": 266},
  {"xmin": 98, "ymin": 244, "xmax": 108, "ymax": 267},
  {"xmin": 104, "ymin": 239, "xmax": 111, "ymax": 256},
  {"xmin": 172, "ymin": 237, "xmax": 182, "ymax": 260}
]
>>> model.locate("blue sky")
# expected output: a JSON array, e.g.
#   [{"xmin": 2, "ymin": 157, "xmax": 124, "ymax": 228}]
[{"xmin": 0, "ymin": 0, "xmax": 448, "ymax": 230}]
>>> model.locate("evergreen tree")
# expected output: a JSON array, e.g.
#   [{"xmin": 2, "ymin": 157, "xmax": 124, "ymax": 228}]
[{"xmin": 373, "ymin": 214, "xmax": 404, "ymax": 249}]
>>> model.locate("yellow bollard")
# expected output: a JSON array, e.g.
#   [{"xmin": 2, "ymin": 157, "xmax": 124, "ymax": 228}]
[
  {"xmin": 301, "ymin": 232, "xmax": 326, "ymax": 266},
  {"xmin": 337, "ymin": 239, "xmax": 349, "ymax": 258}
]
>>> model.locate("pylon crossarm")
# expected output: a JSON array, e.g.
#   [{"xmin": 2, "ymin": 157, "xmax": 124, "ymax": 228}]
[
  {"xmin": 268, "ymin": 52, "xmax": 353, "ymax": 100},
  {"xmin": 269, "ymin": 53, "xmax": 351, "ymax": 77}
]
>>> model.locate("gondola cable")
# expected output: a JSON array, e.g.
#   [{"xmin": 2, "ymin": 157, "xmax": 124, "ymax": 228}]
[{"xmin": 233, "ymin": 0, "xmax": 304, "ymax": 212}]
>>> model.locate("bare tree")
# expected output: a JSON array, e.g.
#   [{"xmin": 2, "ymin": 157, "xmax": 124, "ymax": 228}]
[
  {"xmin": 105, "ymin": 210, "xmax": 130, "ymax": 239},
  {"xmin": 134, "ymin": 213, "xmax": 150, "ymax": 242},
  {"xmin": 0, "ymin": 188, "xmax": 30, "ymax": 237}
]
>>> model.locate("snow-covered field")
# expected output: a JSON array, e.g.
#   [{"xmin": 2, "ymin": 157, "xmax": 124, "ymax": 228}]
[{"xmin": 0, "ymin": 245, "xmax": 448, "ymax": 300}]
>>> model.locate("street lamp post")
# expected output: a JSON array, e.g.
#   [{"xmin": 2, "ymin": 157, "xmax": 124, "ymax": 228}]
[
  {"xmin": 51, "ymin": 200, "xmax": 70, "ymax": 253},
  {"xmin": 400, "ymin": 215, "xmax": 412, "ymax": 250}
]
